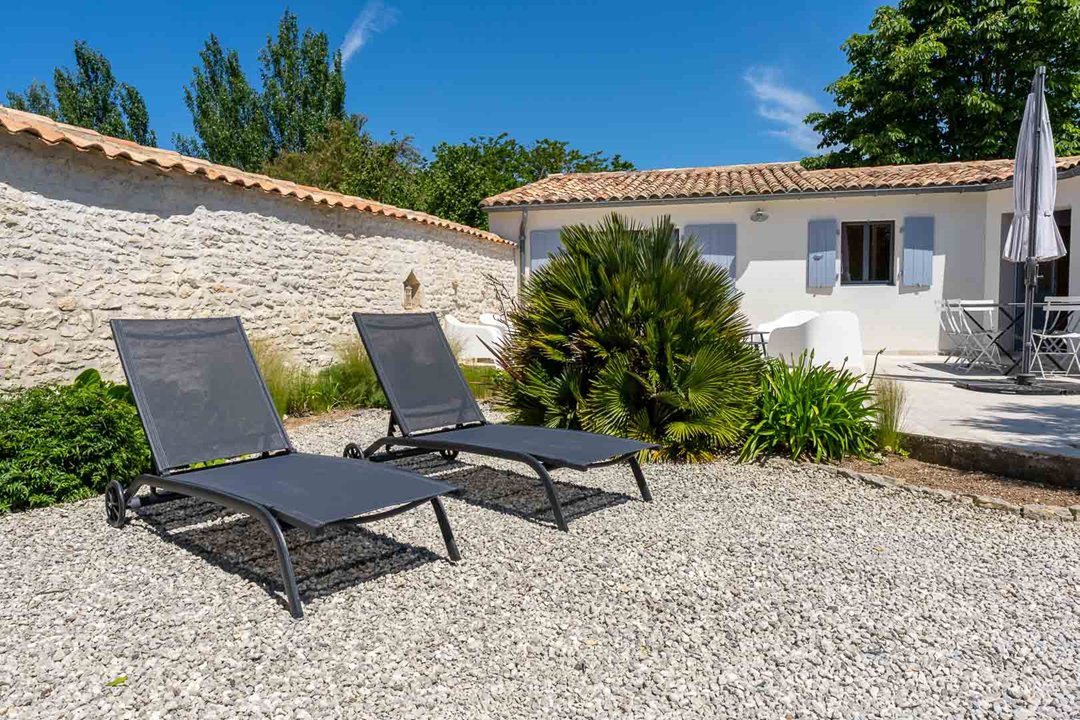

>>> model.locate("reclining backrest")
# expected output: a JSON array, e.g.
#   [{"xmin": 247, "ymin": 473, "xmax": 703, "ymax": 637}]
[
  {"xmin": 111, "ymin": 317, "xmax": 291, "ymax": 473},
  {"xmin": 353, "ymin": 312, "xmax": 485, "ymax": 435}
]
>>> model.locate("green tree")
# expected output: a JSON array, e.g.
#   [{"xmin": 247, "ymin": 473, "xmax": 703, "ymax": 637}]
[
  {"xmin": 423, "ymin": 134, "xmax": 634, "ymax": 228},
  {"xmin": 6, "ymin": 41, "xmax": 156, "ymax": 146},
  {"xmin": 170, "ymin": 10, "xmax": 634, "ymax": 227},
  {"xmin": 805, "ymin": 0, "xmax": 1080, "ymax": 168},
  {"xmin": 177, "ymin": 10, "xmax": 347, "ymax": 166},
  {"xmin": 173, "ymin": 35, "xmax": 269, "ymax": 171},
  {"xmin": 259, "ymin": 9, "xmax": 347, "ymax": 156},
  {"xmin": 519, "ymin": 138, "xmax": 633, "ymax": 180},
  {"xmin": 262, "ymin": 116, "xmax": 424, "ymax": 208},
  {"xmin": 495, "ymin": 214, "xmax": 762, "ymax": 462},
  {"xmin": 5, "ymin": 80, "xmax": 56, "ymax": 117},
  {"xmin": 421, "ymin": 135, "xmax": 523, "ymax": 228}
]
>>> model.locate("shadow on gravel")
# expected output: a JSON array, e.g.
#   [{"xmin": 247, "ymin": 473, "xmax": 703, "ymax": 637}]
[
  {"xmin": 392, "ymin": 454, "xmax": 633, "ymax": 530},
  {"xmin": 134, "ymin": 497, "xmax": 442, "ymax": 611}
]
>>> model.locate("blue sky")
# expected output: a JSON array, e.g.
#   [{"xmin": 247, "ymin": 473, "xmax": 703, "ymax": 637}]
[{"xmin": 2, "ymin": 0, "xmax": 885, "ymax": 169}]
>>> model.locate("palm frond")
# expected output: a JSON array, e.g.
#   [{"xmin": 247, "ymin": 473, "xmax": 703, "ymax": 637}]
[{"xmin": 495, "ymin": 212, "xmax": 762, "ymax": 461}]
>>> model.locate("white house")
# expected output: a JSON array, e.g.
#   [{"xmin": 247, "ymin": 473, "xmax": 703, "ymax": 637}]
[{"xmin": 482, "ymin": 158, "xmax": 1080, "ymax": 353}]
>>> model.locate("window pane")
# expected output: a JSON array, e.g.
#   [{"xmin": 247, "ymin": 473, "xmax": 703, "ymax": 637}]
[
  {"xmin": 686, "ymin": 224, "xmax": 736, "ymax": 276},
  {"xmin": 869, "ymin": 223, "xmax": 892, "ymax": 282},
  {"xmin": 529, "ymin": 230, "xmax": 563, "ymax": 272},
  {"xmin": 842, "ymin": 224, "xmax": 865, "ymax": 283}
]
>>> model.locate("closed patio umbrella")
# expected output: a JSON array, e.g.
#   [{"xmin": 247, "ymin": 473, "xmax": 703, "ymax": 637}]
[{"xmin": 1001, "ymin": 66, "xmax": 1066, "ymax": 383}]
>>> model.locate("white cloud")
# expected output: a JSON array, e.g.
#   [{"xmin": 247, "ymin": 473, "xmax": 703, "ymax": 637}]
[
  {"xmin": 341, "ymin": 0, "xmax": 398, "ymax": 66},
  {"xmin": 744, "ymin": 67, "xmax": 825, "ymax": 154}
]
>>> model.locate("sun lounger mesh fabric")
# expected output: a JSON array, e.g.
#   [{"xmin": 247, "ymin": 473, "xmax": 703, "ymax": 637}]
[
  {"xmin": 353, "ymin": 313, "xmax": 485, "ymax": 434},
  {"xmin": 111, "ymin": 318, "xmax": 290, "ymax": 471},
  {"xmin": 174, "ymin": 453, "xmax": 455, "ymax": 530}
]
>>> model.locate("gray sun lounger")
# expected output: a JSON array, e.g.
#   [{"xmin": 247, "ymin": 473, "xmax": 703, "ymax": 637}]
[
  {"xmin": 106, "ymin": 317, "xmax": 460, "ymax": 618},
  {"xmin": 348, "ymin": 312, "xmax": 657, "ymax": 532}
]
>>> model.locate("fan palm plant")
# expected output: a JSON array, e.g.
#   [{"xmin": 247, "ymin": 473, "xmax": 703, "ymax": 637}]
[{"xmin": 495, "ymin": 213, "xmax": 762, "ymax": 461}]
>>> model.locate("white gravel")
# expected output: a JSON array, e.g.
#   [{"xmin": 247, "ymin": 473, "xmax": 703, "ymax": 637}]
[{"xmin": 2, "ymin": 409, "xmax": 1079, "ymax": 719}]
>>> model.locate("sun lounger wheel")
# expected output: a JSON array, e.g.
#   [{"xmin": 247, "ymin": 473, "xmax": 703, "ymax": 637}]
[
  {"xmin": 105, "ymin": 480, "xmax": 127, "ymax": 528},
  {"xmin": 342, "ymin": 443, "xmax": 364, "ymax": 459},
  {"xmin": 439, "ymin": 449, "xmax": 459, "ymax": 461}
]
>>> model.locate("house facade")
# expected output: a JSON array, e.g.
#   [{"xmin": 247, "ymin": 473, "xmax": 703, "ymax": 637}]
[{"xmin": 483, "ymin": 159, "xmax": 1080, "ymax": 353}]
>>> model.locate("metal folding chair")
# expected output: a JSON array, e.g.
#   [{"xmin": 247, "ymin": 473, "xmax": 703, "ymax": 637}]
[
  {"xmin": 954, "ymin": 300, "xmax": 1002, "ymax": 371},
  {"xmin": 1032, "ymin": 297, "xmax": 1080, "ymax": 377},
  {"xmin": 936, "ymin": 300, "xmax": 966, "ymax": 364}
]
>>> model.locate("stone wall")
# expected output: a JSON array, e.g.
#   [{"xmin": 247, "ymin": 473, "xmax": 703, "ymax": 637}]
[{"xmin": 0, "ymin": 133, "xmax": 517, "ymax": 388}]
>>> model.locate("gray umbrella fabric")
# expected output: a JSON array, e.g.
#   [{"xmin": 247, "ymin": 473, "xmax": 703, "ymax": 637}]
[
  {"xmin": 1003, "ymin": 78, "xmax": 1065, "ymax": 263},
  {"xmin": 1001, "ymin": 67, "xmax": 1067, "ymax": 383}
]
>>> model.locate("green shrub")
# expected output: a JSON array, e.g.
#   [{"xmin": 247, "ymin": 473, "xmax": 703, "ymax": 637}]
[
  {"xmin": 495, "ymin": 213, "xmax": 763, "ymax": 461},
  {"xmin": 873, "ymin": 378, "xmax": 907, "ymax": 453},
  {"xmin": 461, "ymin": 364, "xmax": 505, "ymax": 401},
  {"xmin": 315, "ymin": 340, "xmax": 387, "ymax": 411},
  {"xmin": 0, "ymin": 370, "xmax": 150, "ymax": 513},
  {"xmin": 740, "ymin": 353, "xmax": 878, "ymax": 463},
  {"xmin": 251, "ymin": 338, "xmax": 386, "ymax": 417},
  {"xmin": 250, "ymin": 338, "xmax": 295, "ymax": 416}
]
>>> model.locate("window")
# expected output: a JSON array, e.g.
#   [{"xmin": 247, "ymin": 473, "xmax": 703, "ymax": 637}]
[
  {"xmin": 683, "ymin": 224, "xmax": 736, "ymax": 278},
  {"xmin": 841, "ymin": 221, "xmax": 894, "ymax": 284},
  {"xmin": 529, "ymin": 229, "xmax": 562, "ymax": 272}
]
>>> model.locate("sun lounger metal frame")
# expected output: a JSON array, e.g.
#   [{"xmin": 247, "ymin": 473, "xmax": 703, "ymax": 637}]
[
  {"xmin": 107, "ymin": 317, "xmax": 461, "ymax": 618},
  {"xmin": 348, "ymin": 312, "xmax": 656, "ymax": 532}
]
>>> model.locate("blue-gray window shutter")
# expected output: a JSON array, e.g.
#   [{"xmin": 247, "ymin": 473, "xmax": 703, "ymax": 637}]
[
  {"xmin": 902, "ymin": 216, "xmax": 934, "ymax": 287},
  {"xmin": 529, "ymin": 229, "xmax": 563, "ymax": 271},
  {"xmin": 683, "ymin": 223, "xmax": 737, "ymax": 278},
  {"xmin": 807, "ymin": 219, "xmax": 838, "ymax": 288}
]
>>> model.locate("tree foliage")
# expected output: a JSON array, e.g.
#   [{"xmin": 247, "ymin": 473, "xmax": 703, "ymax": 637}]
[
  {"xmin": 263, "ymin": 124, "xmax": 635, "ymax": 227},
  {"xmin": 173, "ymin": 35, "xmax": 269, "ymax": 171},
  {"xmin": 263, "ymin": 116, "xmax": 424, "ymax": 209},
  {"xmin": 5, "ymin": 80, "xmax": 56, "ymax": 118},
  {"xmin": 806, "ymin": 0, "xmax": 1080, "ymax": 168},
  {"xmin": 495, "ymin": 214, "xmax": 762, "ymax": 462},
  {"xmin": 423, "ymin": 134, "xmax": 634, "ymax": 228},
  {"xmin": 259, "ymin": 9, "xmax": 347, "ymax": 156},
  {"xmin": 176, "ymin": 10, "xmax": 346, "ymax": 168},
  {"xmin": 6, "ymin": 41, "xmax": 156, "ymax": 146},
  {"xmin": 6, "ymin": 13, "xmax": 634, "ymax": 230}
]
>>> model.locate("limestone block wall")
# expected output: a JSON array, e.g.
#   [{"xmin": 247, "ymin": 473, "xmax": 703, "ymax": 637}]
[{"xmin": 0, "ymin": 133, "xmax": 517, "ymax": 388}]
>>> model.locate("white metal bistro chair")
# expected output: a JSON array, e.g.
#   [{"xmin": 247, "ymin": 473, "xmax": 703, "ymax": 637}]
[
  {"xmin": 953, "ymin": 300, "xmax": 1002, "ymax": 371},
  {"xmin": 1031, "ymin": 296, "xmax": 1080, "ymax": 377},
  {"xmin": 936, "ymin": 300, "xmax": 967, "ymax": 364}
]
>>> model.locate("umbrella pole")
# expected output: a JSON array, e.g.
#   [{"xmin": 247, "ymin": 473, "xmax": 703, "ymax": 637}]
[{"xmin": 1017, "ymin": 66, "xmax": 1046, "ymax": 386}]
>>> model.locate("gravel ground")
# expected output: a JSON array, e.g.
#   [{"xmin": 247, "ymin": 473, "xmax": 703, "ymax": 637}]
[{"xmin": 2, "ymin": 410, "xmax": 1079, "ymax": 719}]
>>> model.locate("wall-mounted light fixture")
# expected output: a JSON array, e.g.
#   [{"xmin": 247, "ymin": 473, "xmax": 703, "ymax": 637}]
[{"xmin": 750, "ymin": 208, "xmax": 769, "ymax": 223}]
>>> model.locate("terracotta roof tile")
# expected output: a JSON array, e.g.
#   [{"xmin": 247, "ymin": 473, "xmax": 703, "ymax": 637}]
[
  {"xmin": 482, "ymin": 156, "xmax": 1080, "ymax": 208},
  {"xmin": 0, "ymin": 106, "xmax": 511, "ymax": 246}
]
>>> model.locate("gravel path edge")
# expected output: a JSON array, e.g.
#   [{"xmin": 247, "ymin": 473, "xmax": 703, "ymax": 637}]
[{"xmin": 810, "ymin": 461, "xmax": 1080, "ymax": 522}]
